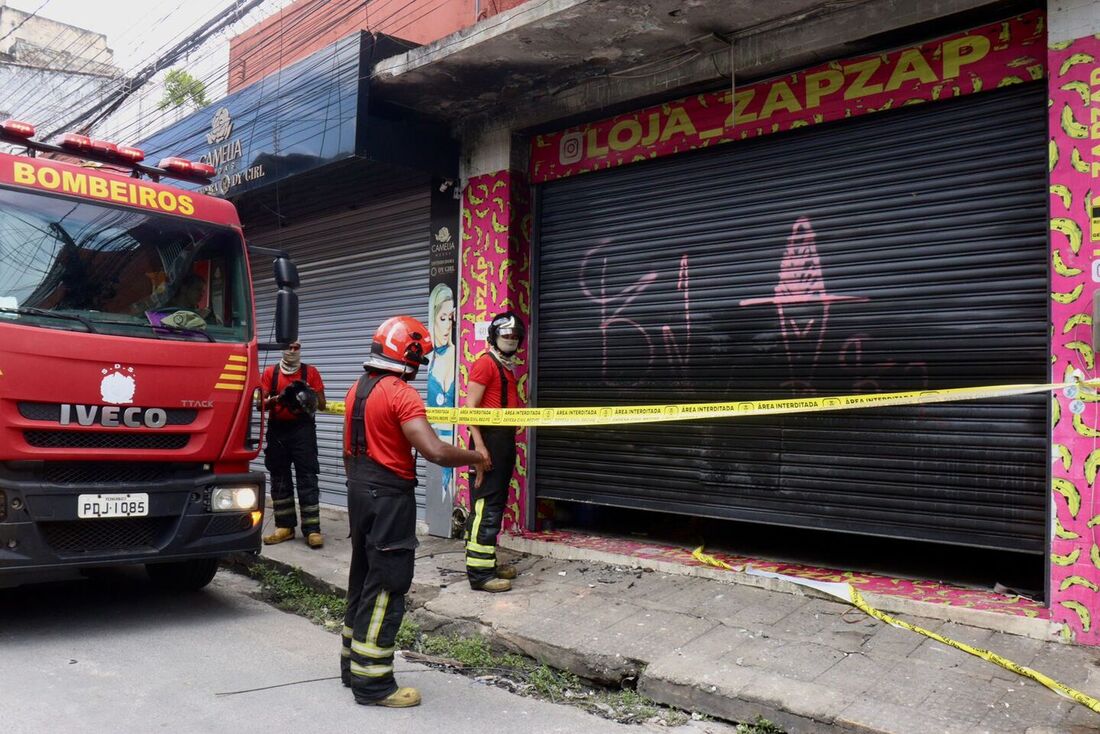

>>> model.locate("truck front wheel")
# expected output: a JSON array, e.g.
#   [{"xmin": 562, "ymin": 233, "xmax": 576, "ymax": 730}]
[{"xmin": 146, "ymin": 558, "xmax": 219, "ymax": 591}]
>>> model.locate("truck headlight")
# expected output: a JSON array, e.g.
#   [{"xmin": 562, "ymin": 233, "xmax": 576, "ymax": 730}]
[{"xmin": 210, "ymin": 486, "xmax": 259, "ymax": 512}]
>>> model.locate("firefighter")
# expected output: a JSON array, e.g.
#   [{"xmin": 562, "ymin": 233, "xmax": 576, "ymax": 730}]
[
  {"xmin": 341, "ymin": 315, "xmax": 487, "ymax": 708},
  {"xmin": 261, "ymin": 341, "xmax": 327, "ymax": 548},
  {"xmin": 464, "ymin": 311, "xmax": 526, "ymax": 593}
]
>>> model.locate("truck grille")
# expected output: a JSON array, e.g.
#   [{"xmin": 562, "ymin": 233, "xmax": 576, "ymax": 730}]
[
  {"xmin": 41, "ymin": 462, "xmax": 189, "ymax": 484},
  {"xmin": 23, "ymin": 431, "xmax": 190, "ymax": 450},
  {"xmin": 18, "ymin": 403, "xmax": 196, "ymax": 425},
  {"xmin": 39, "ymin": 517, "xmax": 176, "ymax": 554}
]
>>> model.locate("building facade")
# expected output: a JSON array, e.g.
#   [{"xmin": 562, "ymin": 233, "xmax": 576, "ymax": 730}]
[{"xmin": 141, "ymin": 0, "xmax": 1100, "ymax": 645}]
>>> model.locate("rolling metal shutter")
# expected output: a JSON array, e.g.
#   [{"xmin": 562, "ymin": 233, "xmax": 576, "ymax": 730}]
[
  {"xmin": 535, "ymin": 84, "xmax": 1049, "ymax": 553},
  {"xmin": 250, "ymin": 175, "xmax": 431, "ymax": 515}
]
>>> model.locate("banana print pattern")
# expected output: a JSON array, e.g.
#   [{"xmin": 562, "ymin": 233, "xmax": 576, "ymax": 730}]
[
  {"xmin": 1054, "ymin": 477, "xmax": 1082, "ymax": 518},
  {"xmin": 456, "ymin": 171, "xmax": 533, "ymax": 531},
  {"xmin": 1052, "ymin": 217, "xmax": 1084, "ymax": 254},
  {"xmin": 1049, "ymin": 35, "xmax": 1100, "ymax": 645},
  {"xmin": 1062, "ymin": 600, "xmax": 1093, "ymax": 632}
]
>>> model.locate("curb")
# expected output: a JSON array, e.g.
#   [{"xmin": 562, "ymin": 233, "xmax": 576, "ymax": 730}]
[
  {"xmin": 226, "ymin": 550, "xmax": 645, "ymax": 686},
  {"xmin": 499, "ymin": 534, "xmax": 1063, "ymax": 644},
  {"xmin": 228, "ymin": 543, "xmax": 1061, "ymax": 734}
]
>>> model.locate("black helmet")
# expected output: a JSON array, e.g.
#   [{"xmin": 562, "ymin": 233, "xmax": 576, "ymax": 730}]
[
  {"xmin": 488, "ymin": 311, "xmax": 526, "ymax": 354},
  {"xmin": 279, "ymin": 380, "xmax": 318, "ymax": 416}
]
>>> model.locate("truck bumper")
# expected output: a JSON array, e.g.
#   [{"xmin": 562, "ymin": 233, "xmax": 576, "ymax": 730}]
[{"xmin": 0, "ymin": 464, "xmax": 265, "ymax": 576}]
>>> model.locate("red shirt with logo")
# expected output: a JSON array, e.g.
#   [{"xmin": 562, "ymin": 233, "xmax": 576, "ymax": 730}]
[
  {"xmin": 468, "ymin": 353, "xmax": 522, "ymax": 409},
  {"xmin": 262, "ymin": 364, "xmax": 325, "ymax": 422},
  {"xmin": 342, "ymin": 375, "xmax": 426, "ymax": 480}
]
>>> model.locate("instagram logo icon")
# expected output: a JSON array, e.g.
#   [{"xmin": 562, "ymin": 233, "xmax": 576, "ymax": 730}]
[{"xmin": 559, "ymin": 132, "xmax": 583, "ymax": 164}]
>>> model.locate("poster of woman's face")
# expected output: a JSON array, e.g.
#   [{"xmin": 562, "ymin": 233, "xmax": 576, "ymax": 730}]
[
  {"xmin": 432, "ymin": 289, "xmax": 455, "ymax": 348},
  {"xmin": 428, "ymin": 284, "xmax": 456, "ymax": 404}
]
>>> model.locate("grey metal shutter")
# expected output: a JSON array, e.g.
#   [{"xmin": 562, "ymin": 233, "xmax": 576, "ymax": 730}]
[
  {"xmin": 535, "ymin": 84, "xmax": 1048, "ymax": 553},
  {"xmin": 249, "ymin": 176, "xmax": 431, "ymax": 515}
]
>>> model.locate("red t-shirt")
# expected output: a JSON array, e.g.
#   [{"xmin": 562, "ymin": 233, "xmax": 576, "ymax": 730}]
[
  {"xmin": 263, "ymin": 364, "xmax": 325, "ymax": 422},
  {"xmin": 342, "ymin": 374, "xmax": 426, "ymax": 480},
  {"xmin": 468, "ymin": 353, "xmax": 522, "ymax": 409}
]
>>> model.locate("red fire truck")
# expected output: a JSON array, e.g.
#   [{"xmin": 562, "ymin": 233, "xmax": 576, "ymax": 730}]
[{"xmin": 0, "ymin": 120, "xmax": 299, "ymax": 590}]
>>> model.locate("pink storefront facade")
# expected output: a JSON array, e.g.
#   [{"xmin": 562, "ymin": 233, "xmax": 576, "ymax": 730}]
[{"xmin": 454, "ymin": 10, "xmax": 1100, "ymax": 644}]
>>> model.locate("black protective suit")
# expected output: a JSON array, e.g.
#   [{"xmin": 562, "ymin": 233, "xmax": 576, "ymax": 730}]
[{"xmin": 340, "ymin": 372, "xmax": 418, "ymax": 704}]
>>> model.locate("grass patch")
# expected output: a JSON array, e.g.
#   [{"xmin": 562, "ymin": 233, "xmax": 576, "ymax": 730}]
[
  {"xmin": 398, "ymin": 625, "xmax": 686, "ymax": 726},
  {"xmin": 241, "ymin": 570, "xmax": 776, "ymax": 731},
  {"xmin": 736, "ymin": 716, "xmax": 785, "ymax": 734},
  {"xmin": 246, "ymin": 564, "xmax": 347, "ymax": 631}
]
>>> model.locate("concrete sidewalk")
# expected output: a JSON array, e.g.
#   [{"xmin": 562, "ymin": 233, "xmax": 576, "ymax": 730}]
[{"xmin": 250, "ymin": 507, "xmax": 1100, "ymax": 734}]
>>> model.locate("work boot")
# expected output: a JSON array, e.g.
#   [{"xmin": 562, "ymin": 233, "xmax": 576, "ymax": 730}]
[
  {"xmin": 471, "ymin": 577, "xmax": 511, "ymax": 593},
  {"xmin": 362, "ymin": 687, "xmax": 421, "ymax": 708},
  {"xmin": 495, "ymin": 564, "xmax": 517, "ymax": 580},
  {"xmin": 262, "ymin": 527, "xmax": 295, "ymax": 545},
  {"xmin": 307, "ymin": 532, "xmax": 324, "ymax": 549}
]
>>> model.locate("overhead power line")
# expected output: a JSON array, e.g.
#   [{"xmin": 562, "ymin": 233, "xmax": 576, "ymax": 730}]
[
  {"xmin": 41, "ymin": 0, "xmax": 271, "ymax": 141},
  {"xmin": 32, "ymin": 0, "xmax": 479, "ymax": 149},
  {"xmin": 86, "ymin": 0, "xmax": 365, "ymax": 144},
  {"xmin": 18, "ymin": 0, "xmax": 285, "ymax": 138}
]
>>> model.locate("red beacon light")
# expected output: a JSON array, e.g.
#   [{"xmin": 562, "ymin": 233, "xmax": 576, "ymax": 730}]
[
  {"xmin": 59, "ymin": 133, "xmax": 92, "ymax": 153},
  {"xmin": 158, "ymin": 156, "xmax": 194, "ymax": 175},
  {"xmin": 115, "ymin": 145, "xmax": 145, "ymax": 163},
  {"xmin": 1, "ymin": 119, "xmax": 35, "ymax": 139},
  {"xmin": 88, "ymin": 139, "xmax": 118, "ymax": 157},
  {"xmin": 157, "ymin": 156, "xmax": 214, "ymax": 179}
]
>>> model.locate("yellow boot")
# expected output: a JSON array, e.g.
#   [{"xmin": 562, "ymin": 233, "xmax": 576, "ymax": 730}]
[
  {"xmin": 262, "ymin": 527, "xmax": 295, "ymax": 545},
  {"xmin": 472, "ymin": 577, "xmax": 511, "ymax": 593},
  {"xmin": 306, "ymin": 532, "xmax": 324, "ymax": 549},
  {"xmin": 495, "ymin": 564, "xmax": 518, "ymax": 580},
  {"xmin": 369, "ymin": 687, "xmax": 421, "ymax": 708}
]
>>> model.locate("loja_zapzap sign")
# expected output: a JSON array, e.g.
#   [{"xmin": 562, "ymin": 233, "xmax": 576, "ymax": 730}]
[{"xmin": 531, "ymin": 11, "xmax": 1045, "ymax": 183}]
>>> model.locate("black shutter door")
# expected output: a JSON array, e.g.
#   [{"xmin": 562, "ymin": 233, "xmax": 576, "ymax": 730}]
[{"xmin": 535, "ymin": 84, "xmax": 1049, "ymax": 553}]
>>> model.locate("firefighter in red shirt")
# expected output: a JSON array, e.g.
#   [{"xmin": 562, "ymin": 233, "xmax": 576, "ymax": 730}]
[
  {"xmin": 464, "ymin": 311, "xmax": 526, "ymax": 593},
  {"xmin": 341, "ymin": 315, "xmax": 487, "ymax": 708},
  {"xmin": 261, "ymin": 342, "xmax": 327, "ymax": 548}
]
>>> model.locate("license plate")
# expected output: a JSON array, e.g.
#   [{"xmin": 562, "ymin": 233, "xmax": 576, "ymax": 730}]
[{"xmin": 77, "ymin": 493, "xmax": 149, "ymax": 519}]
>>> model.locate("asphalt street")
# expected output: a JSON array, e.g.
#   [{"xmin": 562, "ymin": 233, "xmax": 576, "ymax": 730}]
[{"xmin": 0, "ymin": 569, "xmax": 725, "ymax": 734}]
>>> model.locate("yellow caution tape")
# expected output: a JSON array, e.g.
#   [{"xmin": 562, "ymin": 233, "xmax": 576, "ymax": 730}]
[
  {"xmin": 321, "ymin": 380, "xmax": 1091, "ymax": 426},
  {"xmin": 691, "ymin": 545, "xmax": 740, "ymax": 571},
  {"xmin": 721, "ymin": 566, "xmax": 1100, "ymax": 715},
  {"xmin": 846, "ymin": 586, "xmax": 1100, "ymax": 714}
]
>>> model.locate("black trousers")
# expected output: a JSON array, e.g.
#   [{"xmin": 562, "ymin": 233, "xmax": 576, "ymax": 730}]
[
  {"xmin": 465, "ymin": 427, "xmax": 516, "ymax": 585},
  {"xmin": 264, "ymin": 419, "xmax": 321, "ymax": 534},
  {"xmin": 341, "ymin": 472, "xmax": 418, "ymax": 703}
]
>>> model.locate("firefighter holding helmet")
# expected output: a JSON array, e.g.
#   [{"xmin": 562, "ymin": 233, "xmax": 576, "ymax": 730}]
[
  {"xmin": 340, "ymin": 315, "xmax": 487, "ymax": 708},
  {"xmin": 464, "ymin": 310, "xmax": 527, "ymax": 593}
]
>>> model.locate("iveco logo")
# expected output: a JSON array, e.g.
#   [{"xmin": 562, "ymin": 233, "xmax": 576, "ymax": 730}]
[{"xmin": 59, "ymin": 404, "xmax": 168, "ymax": 429}]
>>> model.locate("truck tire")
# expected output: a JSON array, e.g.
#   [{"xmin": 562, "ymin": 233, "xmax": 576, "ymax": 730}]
[{"xmin": 146, "ymin": 558, "xmax": 219, "ymax": 591}]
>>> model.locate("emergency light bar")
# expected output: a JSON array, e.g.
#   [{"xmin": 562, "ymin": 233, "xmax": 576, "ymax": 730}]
[
  {"xmin": 0, "ymin": 119, "xmax": 212, "ymax": 185},
  {"xmin": 1, "ymin": 120, "xmax": 35, "ymax": 139},
  {"xmin": 158, "ymin": 157, "xmax": 216, "ymax": 179}
]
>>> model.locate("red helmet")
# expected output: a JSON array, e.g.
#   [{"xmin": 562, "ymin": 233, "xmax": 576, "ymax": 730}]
[{"xmin": 366, "ymin": 315, "xmax": 433, "ymax": 376}]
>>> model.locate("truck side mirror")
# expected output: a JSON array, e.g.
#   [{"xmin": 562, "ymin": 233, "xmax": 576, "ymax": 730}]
[
  {"xmin": 274, "ymin": 289, "xmax": 299, "ymax": 345},
  {"xmin": 258, "ymin": 253, "xmax": 300, "ymax": 350},
  {"xmin": 274, "ymin": 257, "xmax": 299, "ymax": 289}
]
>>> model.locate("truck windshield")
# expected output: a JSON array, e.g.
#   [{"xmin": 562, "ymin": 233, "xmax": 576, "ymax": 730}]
[{"xmin": 0, "ymin": 185, "xmax": 250, "ymax": 343}]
